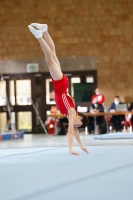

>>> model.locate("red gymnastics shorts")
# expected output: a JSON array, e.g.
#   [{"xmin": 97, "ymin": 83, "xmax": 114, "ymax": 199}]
[{"xmin": 52, "ymin": 75, "xmax": 75, "ymax": 116}]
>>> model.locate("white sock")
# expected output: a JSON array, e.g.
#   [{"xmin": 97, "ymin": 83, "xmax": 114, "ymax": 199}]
[
  {"xmin": 30, "ymin": 23, "xmax": 48, "ymax": 32},
  {"xmin": 28, "ymin": 25, "xmax": 43, "ymax": 38}
]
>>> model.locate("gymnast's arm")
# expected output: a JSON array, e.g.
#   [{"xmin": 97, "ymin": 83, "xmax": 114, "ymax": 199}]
[
  {"xmin": 67, "ymin": 108, "xmax": 79, "ymax": 155},
  {"xmin": 73, "ymin": 127, "xmax": 89, "ymax": 154}
]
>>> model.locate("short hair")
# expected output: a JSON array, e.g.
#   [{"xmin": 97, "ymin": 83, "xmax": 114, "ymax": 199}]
[
  {"xmin": 114, "ymin": 96, "xmax": 120, "ymax": 99},
  {"xmin": 77, "ymin": 112, "xmax": 89, "ymax": 128}
]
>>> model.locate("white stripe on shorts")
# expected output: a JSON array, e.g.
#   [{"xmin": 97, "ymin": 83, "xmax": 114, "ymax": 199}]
[{"xmin": 62, "ymin": 94, "xmax": 70, "ymax": 110}]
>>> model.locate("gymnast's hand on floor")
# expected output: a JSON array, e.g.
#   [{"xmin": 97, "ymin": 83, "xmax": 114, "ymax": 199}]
[
  {"xmin": 69, "ymin": 149, "xmax": 80, "ymax": 156},
  {"xmin": 80, "ymin": 146, "xmax": 89, "ymax": 154}
]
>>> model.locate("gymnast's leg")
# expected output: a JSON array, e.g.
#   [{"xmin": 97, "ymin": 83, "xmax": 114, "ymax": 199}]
[
  {"xmin": 43, "ymin": 31, "xmax": 61, "ymax": 69},
  {"xmin": 30, "ymin": 23, "xmax": 61, "ymax": 68},
  {"xmin": 28, "ymin": 25, "xmax": 63, "ymax": 80}
]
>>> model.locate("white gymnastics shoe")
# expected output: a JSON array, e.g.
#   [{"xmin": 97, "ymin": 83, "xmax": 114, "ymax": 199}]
[
  {"xmin": 30, "ymin": 23, "xmax": 48, "ymax": 32},
  {"xmin": 28, "ymin": 25, "xmax": 43, "ymax": 38}
]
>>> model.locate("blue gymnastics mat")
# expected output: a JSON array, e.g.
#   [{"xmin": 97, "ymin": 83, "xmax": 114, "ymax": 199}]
[
  {"xmin": 94, "ymin": 132, "xmax": 133, "ymax": 140},
  {"xmin": 0, "ymin": 146, "xmax": 133, "ymax": 200}
]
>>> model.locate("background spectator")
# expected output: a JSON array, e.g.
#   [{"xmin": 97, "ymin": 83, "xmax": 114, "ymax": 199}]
[
  {"xmin": 124, "ymin": 102, "xmax": 133, "ymax": 129},
  {"xmin": 91, "ymin": 87, "xmax": 105, "ymax": 105},
  {"xmin": 58, "ymin": 117, "xmax": 68, "ymax": 135},
  {"xmin": 88, "ymin": 97, "xmax": 106, "ymax": 134},
  {"xmin": 45, "ymin": 106, "xmax": 60, "ymax": 134},
  {"xmin": 4, "ymin": 118, "xmax": 16, "ymax": 132},
  {"xmin": 108, "ymin": 96, "xmax": 125, "ymax": 132}
]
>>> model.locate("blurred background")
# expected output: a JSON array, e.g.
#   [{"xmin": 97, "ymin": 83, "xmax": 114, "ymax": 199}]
[{"xmin": 0, "ymin": 0, "xmax": 133, "ymax": 134}]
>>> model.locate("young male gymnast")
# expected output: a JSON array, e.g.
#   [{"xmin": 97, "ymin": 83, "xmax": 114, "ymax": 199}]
[{"xmin": 28, "ymin": 23, "xmax": 89, "ymax": 155}]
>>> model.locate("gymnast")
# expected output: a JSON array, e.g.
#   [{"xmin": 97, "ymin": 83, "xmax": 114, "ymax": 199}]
[{"xmin": 28, "ymin": 23, "xmax": 89, "ymax": 155}]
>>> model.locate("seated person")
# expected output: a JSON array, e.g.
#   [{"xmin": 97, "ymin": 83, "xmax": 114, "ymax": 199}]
[
  {"xmin": 88, "ymin": 97, "xmax": 105, "ymax": 134},
  {"xmin": 124, "ymin": 102, "xmax": 133, "ymax": 128},
  {"xmin": 58, "ymin": 117, "xmax": 69, "ymax": 135},
  {"xmin": 4, "ymin": 118, "xmax": 16, "ymax": 132},
  {"xmin": 45, "ymin": 106, "xmax": 60, "ymax": 134},
  {"xmin": 108, "ymin": 96, "xmax": 125, "ymax": 132}
]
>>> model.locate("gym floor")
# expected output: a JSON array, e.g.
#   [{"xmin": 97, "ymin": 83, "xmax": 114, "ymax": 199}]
[{"xmin": 0, "ymin": 134, "xmax": 133, "ymax": 200}]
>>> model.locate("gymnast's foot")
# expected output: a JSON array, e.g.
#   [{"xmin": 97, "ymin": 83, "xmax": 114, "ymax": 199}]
[
  {"xmin": 28, "ymin": 25, "xmax": 43, "ymax": 38},
  {"xmin": 30, "ymin": 23, "xmax": 48, "ymax": 32}
]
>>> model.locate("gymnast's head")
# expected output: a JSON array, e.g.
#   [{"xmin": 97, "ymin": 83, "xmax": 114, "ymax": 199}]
[{"xmin": 74, "ymin": 112, "xmax": 89, "ymax": 128}]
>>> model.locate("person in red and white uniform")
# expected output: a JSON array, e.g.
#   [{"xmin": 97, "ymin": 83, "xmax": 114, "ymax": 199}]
[
  {"xmin": 28, "ymin": 23, "xmax": 88, "ymax": 156},
  {"xmin": 92, "ymin": 87, "xmax": 105, "ymax": 105}
]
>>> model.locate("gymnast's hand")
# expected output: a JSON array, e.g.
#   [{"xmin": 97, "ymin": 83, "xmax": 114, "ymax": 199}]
[
  {"xmin": 80, "ymin": 146, "xmax": 89, "ymax": 154},
  {"xmin": 69, "ymin": 149, "xmax": 80, "ymax": 156}
]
